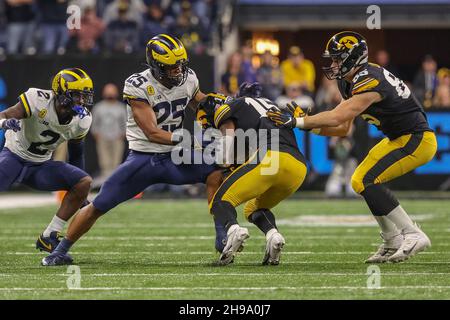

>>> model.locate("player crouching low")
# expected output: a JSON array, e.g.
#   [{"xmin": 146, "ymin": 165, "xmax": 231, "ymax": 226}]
[
  {"xmin": 199, "ymin": 84, "xmax": 307, "ymax": 266},
  {"xmin": 0, "ymin": 68, "xmax": 94, "ymax": 255}
]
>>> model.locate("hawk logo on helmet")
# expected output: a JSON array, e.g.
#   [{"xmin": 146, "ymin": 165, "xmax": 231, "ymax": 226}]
[
  {"xmin": 322, "ymin": 31, "xmax": 368, "ymax": 80},
  {"xmin": 338, "ymin": 36, "xmax": 359, "ymax": 49}
]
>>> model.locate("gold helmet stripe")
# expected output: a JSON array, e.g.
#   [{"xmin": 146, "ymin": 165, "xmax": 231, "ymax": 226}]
[
  {"xmin": 71, "ymin": 68, "xmax": 89, "ymax": 79},
  {"xmin": 160, "ymin": 34, "xmax": 180, "ymax": 50}
]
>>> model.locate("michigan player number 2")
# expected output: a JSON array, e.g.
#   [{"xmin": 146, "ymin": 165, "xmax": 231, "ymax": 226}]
[{"xmin": 27, "ymin": 130, "xmax": 61, "ymax": 155}]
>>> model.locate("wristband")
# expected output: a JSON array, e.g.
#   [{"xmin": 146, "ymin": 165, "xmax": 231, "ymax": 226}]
[
  {"xmin": 171, "ymin": 130, "xmax": 183, "ymax": 144},
  {"xmin": 311, "ymin": 128, "xmax": 322, "ymax": 134},
  {"xmin": 295, "ymin": 117, "xmax": 305, "ymax": 129}
]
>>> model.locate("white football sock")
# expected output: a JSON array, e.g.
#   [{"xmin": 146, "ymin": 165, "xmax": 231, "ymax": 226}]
[
  {"xmin": 374, "ymin": 216, "xmax": 399, "ymax": 238},
  {"xmin": 265, "ymin": 228, "xmax": 278, "ymax": 241},
  {"xmin": 386, "ymin": 205, "xmax": 417, "ymax": 233},
  {"xmin": 43, "ymin": 215, "xmax": 66, "ymax": 237}
]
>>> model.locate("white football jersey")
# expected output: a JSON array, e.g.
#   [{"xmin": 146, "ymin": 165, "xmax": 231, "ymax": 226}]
[
  {"xmin": 123, "ymin": 68, "xmax": 199, "ymax": 153},
  {"xmin": 5, "ymin": 88, "xmax": 92, "ymax": 163}
]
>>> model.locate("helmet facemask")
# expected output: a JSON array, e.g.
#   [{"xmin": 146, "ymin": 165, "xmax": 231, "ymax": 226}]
[
  {"xmin": 58, "ymin": 89, "xmax": 93, "ymax": 119},
  {"xmin": 149, "ymin": 59, "xmax": 189, "ymax": 87}
]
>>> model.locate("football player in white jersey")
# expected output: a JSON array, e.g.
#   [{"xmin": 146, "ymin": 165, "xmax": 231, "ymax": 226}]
[
  {"xmin": 43, "ymin": 34, "xmax": 224, "ymax": 266},
  {"xmin": 0, "ymin": 68, "xmax": 94, "ymax": 254}
]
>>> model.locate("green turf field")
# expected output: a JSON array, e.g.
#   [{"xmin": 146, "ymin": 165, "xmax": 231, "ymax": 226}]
[{"xmin": 0, "ymin": 198, "xmax": 449, "ymax": 299}]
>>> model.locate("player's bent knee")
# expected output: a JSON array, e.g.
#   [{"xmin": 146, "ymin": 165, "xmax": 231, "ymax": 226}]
[
  {"xmin": 244, "ymin": 200, "xmax": 258, "ymax": 221},
  {"xmin": 350, "ymin": 173, "xmax": 364, "ymax": 194},
  {"xmin": 73, "ymin": 176, "xmax": 92, "ymax": 198}
]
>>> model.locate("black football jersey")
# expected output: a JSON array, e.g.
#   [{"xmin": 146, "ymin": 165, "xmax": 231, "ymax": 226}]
[
  {"xmin": 213, "ymin": 97, "xmax": 304, "ymax": 162},
  {"xmin": 338, "ymin": 63, "xmax": 431, "ymax": 139}
]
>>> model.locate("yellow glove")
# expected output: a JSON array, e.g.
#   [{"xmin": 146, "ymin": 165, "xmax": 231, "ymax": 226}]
[{"xmin": 286, "ymin": 101, "xmax": 309, "ymax": 118}]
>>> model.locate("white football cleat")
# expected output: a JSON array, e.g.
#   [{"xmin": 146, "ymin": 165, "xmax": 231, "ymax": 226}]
[
  {"xmin": 262, "ymin": 230, "xmax": 285, "ymax": 265},
  {"xmin": 365, "ymin": 232, "xmax": 403, "ymax": 264},
  {"xmin": 218, "ymin": 225, "xmax": 249, "ymax": 266},
  {"xmin": 388, "ymin": 225, "xmax": 431, "ymax": 263}
]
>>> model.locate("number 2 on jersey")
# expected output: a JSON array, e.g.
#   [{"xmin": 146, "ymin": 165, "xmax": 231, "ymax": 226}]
[{"xmin": 28, "ymin": 130, "xmax": 61, "ymax": 155}]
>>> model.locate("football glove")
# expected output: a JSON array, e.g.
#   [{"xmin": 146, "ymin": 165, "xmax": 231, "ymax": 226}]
[
  {"xmin": 286, "ymin": 101, "xmax": 310, "ymax": 118},
  {"xmin": 0, "ymin": 118, "xmax": 21, "ymax": 132},
  {"xmin": 266, "ymin": 101, "xmax": 309, "ymax": 129}
]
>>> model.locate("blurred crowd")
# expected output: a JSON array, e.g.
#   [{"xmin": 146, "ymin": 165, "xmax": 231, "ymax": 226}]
[
  {"xmin": 0, "ymin": 0, "xmax": 217, "ymax": 56},
  {"xmin": 221, "ymin": 45, "xmax": 450, "ymax": 112}
]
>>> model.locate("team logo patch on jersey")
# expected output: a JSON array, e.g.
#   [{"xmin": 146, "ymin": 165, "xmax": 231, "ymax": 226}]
[
  {"xmin": 147, "ymin": 85, "xmax": 155, "ymax": 96},
  {"xmin": 38, "ymin": 109, "xmax": 47, "ymax": 119}
]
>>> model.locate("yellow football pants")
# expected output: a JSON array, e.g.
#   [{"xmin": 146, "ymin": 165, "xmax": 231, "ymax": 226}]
[
  {"xmin": 351, "ymin": 131, "xmax": 437, "ymax": 194},
  {"xmin": 210, "ymin": 150, "xmax": 307, "ymax": 220}
]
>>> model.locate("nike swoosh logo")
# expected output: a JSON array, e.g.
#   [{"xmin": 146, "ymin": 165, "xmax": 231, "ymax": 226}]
[
  {"xmin": 403, "ymin": 242, "xmax": 417, "ymax": 255},
  {"xmin": 39, "ymin": 238, "xmax": 52, "ymax": 251}
]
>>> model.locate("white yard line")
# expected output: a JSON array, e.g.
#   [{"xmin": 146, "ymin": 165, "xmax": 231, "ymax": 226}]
[
  {"xmin": 5, "ymin": 251, "xmax": 444, "ymax": 255},
  {"xmin": 2, "ymin": 235, "xmax": 450, "ymax": 241},
  {"xmin": 1, "ymin": 286, "xmax": 450, "ymax": 292}
]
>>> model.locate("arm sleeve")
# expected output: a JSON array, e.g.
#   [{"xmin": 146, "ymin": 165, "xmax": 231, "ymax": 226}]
[{"xmin": 68, "ymin": 140, "xmax": 85, "ymax": 170}]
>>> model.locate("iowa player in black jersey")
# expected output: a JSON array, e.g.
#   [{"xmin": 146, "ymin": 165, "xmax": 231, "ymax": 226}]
[
  {"xmin": 268, "ymin": 31, "xmax": 437, "ymax": 263},
  {"xmin": 199, "ymin": 88, "xmax": 307, "ymax": 266}
]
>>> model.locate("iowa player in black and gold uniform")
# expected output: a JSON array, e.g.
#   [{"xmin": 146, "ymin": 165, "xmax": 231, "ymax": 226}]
[
  {"xmin": 200, "ymin": 90, "xmax": 307, "ymax": 266},
  {"xmin": 268, "ymin": 31, "xmax": 437, "ymax": 263}
]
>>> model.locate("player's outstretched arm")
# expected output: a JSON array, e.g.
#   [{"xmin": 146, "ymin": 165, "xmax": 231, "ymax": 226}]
[
  {"xmin": 0, "ymin": 102, "xmax": 27, "ymax": 132},
  {"xmin": 129, "ymin": 99, "xmax": 175, "ymax": 145},
  {"xmin": 315, "ymin": 119, "xmax": 354, "ymax": 137},
  {"xmin": 301, "ymin": 91, "xmax": 382, "ymax": 130}
]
